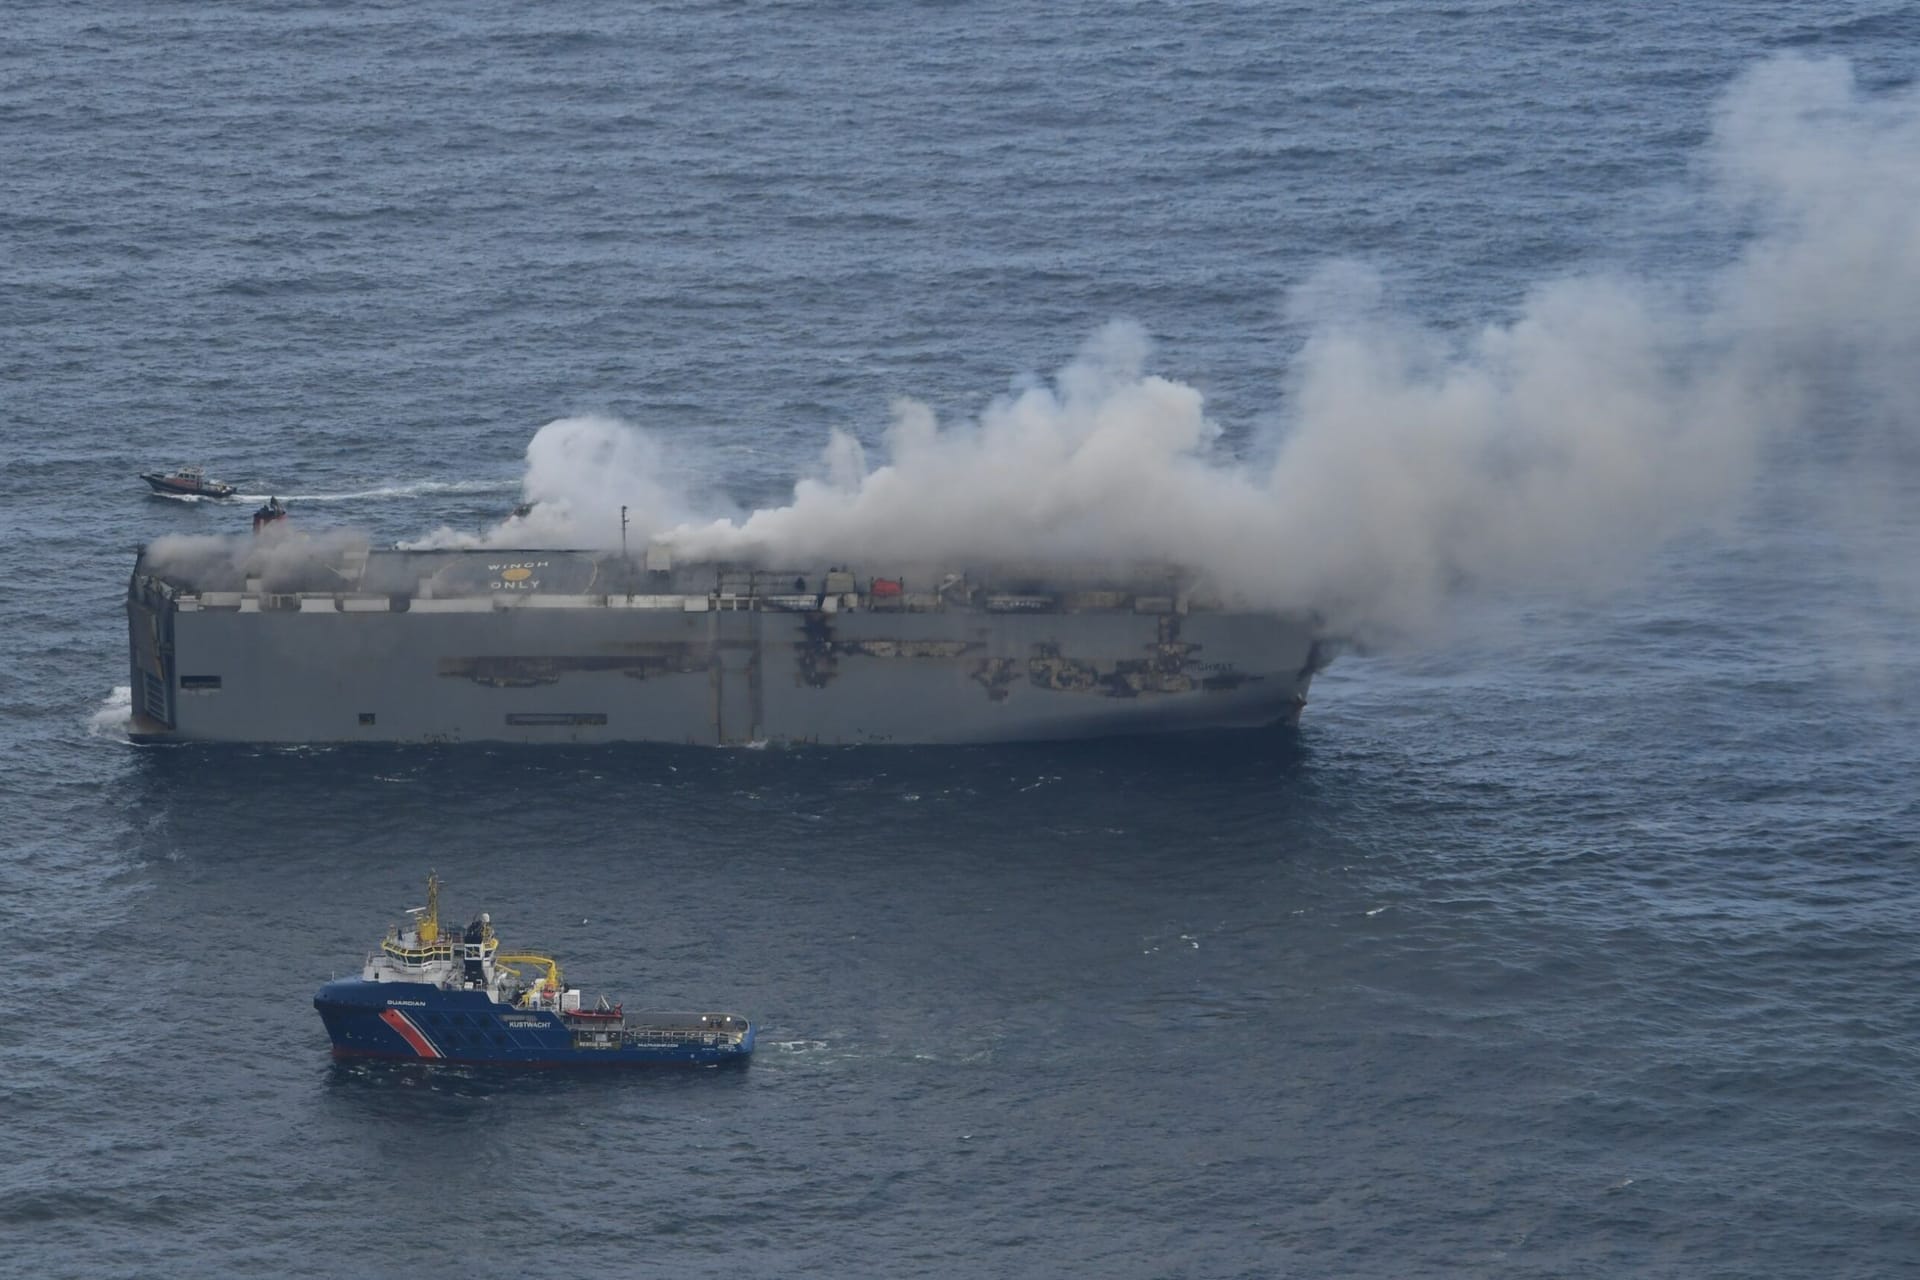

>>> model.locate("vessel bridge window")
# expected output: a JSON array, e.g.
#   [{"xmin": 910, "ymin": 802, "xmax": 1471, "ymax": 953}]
[
  {"xmin": 358, "ymin": 713, "xmax": 376, "ymax": 726},
  {"xmin": 382, "ymin": 938, "xmax": 455, "ymax": 964},
  {"xmin": 506, "ymin": 712, "xmax": 608, "ymax": 727}
]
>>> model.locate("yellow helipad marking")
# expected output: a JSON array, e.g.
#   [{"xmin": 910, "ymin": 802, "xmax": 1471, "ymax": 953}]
[{"xmin": 501, "ymin": 568, "xmax": 533, "ymax": 582}]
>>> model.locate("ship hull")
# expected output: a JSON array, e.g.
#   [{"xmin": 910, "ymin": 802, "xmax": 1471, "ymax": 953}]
[
  {"xmin": 128, "ymin": 549, "xmax": 1329, "ymax": 746},
  {"xmin": 313, "ymin": 979, "xmax": 754, "ymax": 1068}
]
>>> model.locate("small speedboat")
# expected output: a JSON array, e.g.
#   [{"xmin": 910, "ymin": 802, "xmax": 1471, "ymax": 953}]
[{"xmin": 141, "ymin": 466, "xmax": 237, "ymax": 500}]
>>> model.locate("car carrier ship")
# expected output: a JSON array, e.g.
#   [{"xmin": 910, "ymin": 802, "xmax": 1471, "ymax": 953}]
[
  {"xmin": 126, "ymin": 530, "xmax": 1333, "ymax": 746},
  {"xmin": 314, "ymin": 875, "xmax": 754, "ymax": 1067}
]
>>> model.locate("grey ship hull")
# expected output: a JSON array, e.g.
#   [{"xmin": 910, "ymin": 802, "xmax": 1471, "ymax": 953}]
[{"xmin": 127, "ymin": 548, "xmax": 1328, "ymax": 746}]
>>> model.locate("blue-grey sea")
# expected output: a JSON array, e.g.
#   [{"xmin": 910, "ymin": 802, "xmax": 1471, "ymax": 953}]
[{"xmin": 5, "ymin": 2, "xmax": 1919, "ymax": 1276}]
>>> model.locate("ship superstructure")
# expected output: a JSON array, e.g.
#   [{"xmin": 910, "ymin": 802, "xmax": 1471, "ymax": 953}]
[
  {"xmin": 127, "ymin": 538, "xmax": 1332, "ymax": 745},
  {"xmin": 313, "ymin": 875, "xmax": 754, "ymax": 1067}
]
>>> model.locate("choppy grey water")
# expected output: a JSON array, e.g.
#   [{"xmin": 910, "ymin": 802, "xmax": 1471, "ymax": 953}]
[{"xmin": 5, "ymin": 2, "xmax": 1919, "ymax": 1276}]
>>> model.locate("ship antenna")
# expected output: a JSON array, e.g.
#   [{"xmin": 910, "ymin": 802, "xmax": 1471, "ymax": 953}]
[{"xmin": 420, "ymin": 870, "xmax": 441, "ymax": 946}]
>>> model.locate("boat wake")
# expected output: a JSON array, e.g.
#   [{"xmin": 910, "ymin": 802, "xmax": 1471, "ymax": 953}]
[
  {"xmin": 770, "ymin": 1040, "xmax": 831, "ymax": 1054},
  {"xmin": 233, "ymin": 480, "xmax": 515, "ymax": 504}
]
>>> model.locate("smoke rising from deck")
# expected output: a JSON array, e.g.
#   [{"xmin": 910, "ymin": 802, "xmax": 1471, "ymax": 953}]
[
  {"xmin": 422, "ymin": 56, "xmax": 1919, "ymax": 639},
  {"xmin": 145, "ymin": 529, "xmax": 373, "ymax": 593}
]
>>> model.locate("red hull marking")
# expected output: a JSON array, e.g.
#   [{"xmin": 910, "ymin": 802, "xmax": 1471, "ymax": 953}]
[{"xmin": 378, "ymin": 1008, "xmax": 442, "ymax": 1059}]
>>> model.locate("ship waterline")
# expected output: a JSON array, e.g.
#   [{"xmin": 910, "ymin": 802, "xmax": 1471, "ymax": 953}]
[{"xmin": 127, "ymin": 545, "xmax": 1330, "ymax": 745}]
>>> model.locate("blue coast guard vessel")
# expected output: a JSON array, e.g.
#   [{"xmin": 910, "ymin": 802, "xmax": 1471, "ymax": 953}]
[{"xmin": 313, "ymin": 876, "xmax": 755, "ymax": 1067}]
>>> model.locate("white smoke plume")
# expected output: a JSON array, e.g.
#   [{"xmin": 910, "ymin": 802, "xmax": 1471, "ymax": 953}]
[
  {"xmin": 145, "ymin": 528, "xmax": 372, "ymax": 592},
  {"xmin": 429, "ymin": 55, "xmax": 1918, "ymax": 640},
  {"xmin": 406, "ymin": 415, "xmax": 709, "ymax": 551}
]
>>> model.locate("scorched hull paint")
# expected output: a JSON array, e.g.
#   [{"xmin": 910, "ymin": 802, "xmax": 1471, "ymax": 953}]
[{"xmin": 128, "ymin": 547, "xmax": 1332, "ymax": 745}]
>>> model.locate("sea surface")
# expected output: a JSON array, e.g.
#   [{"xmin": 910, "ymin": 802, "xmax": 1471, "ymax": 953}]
[{"xmin": 5, "ymin": 2, "xmax": 1919, "ymax": 1277}]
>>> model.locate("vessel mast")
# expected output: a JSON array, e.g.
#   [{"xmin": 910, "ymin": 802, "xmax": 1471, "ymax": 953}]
[{"xmin": 419, "ymin": 871, "xmax": 441, "ymax": 945}]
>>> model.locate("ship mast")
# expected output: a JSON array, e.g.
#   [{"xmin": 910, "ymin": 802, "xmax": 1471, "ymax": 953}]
[{"xmin": 419, "ymin": 870, "xmax": 441, "ymax": 945}]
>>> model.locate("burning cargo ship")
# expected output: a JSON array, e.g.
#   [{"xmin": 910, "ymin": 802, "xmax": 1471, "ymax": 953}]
[{"xmin": 126, "ymin": 535, "xmax": 1331, "ymax": 746}]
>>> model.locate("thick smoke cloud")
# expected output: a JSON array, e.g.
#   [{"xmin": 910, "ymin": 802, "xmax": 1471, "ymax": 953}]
[{"xmin": 421, "ymin": 56, "xmax": 1918, "ymax": 640}]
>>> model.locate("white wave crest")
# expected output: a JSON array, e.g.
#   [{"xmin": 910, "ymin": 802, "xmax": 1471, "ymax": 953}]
[{"xmin": 88, "ymin": 686, "xmax": 132, "ymax": 740}]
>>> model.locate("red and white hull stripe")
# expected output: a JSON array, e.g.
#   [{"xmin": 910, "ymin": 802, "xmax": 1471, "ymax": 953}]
[{"xmin": 379, "ymin": 1008, "xmax": 443, "ymax": 1059}]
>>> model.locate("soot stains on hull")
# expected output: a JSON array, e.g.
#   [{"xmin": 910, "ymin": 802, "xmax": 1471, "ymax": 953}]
[
  {"xmin": 440, "ymin": 646, "xmax": 706, "ymax": 687},
  {"xmin": 128, "ymin": 547, "xmax": 1326, "ymax": 744}
]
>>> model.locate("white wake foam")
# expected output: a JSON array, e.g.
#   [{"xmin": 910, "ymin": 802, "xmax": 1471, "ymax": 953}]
[
  {"xmin": 232, "ymin": 480, "xmax": 515, "ymax": 504},
  {"xmin": 87, "ymin": 686, "xmax": 132, "ymax": 740}
]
